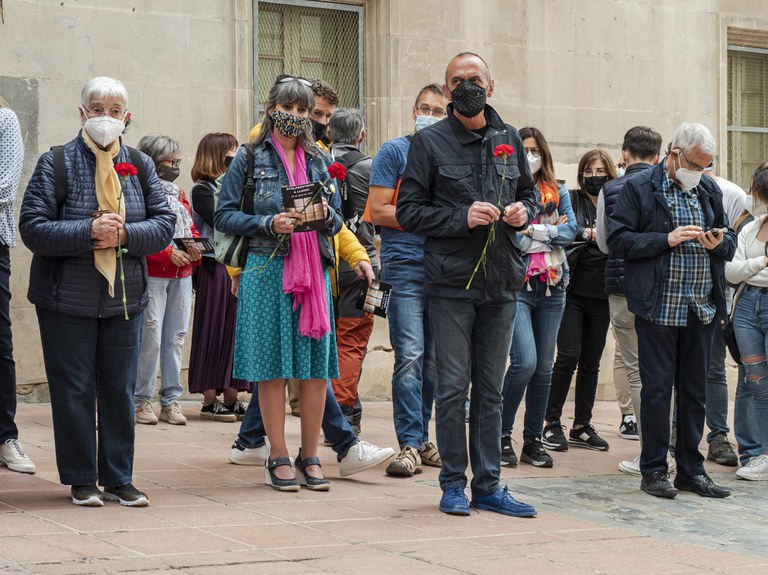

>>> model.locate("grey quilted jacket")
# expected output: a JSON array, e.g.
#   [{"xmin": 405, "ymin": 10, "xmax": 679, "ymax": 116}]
[{"xmin": 19, "ymin": 133, "xmax": 175, "ymax": 318}]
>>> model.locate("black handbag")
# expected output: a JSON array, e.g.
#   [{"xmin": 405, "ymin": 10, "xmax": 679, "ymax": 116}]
[{"xmin": 725, "ymin": 283, "xmax": 747, "ymax": 364}]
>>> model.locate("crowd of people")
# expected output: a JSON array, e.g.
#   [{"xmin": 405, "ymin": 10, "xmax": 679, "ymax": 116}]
[{"xmin": 1, "ymin": 51, "xmax": 767, "ymax": 515}]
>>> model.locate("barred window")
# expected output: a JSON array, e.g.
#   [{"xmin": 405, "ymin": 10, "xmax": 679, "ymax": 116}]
[
  {"xmin": 727, "ymin": 28, "xmax": 768, "ymax": 189},
  {"xmin": 254, "ymin": 0, "xmax": 364, "ymax": 120}
]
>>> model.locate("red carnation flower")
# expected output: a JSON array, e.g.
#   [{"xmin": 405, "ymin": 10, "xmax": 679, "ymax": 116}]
[
  {"xmin": 114, "ymin": 162, "xmax": 138, "ymax": 177},
  {"xmin": 494, "ymin": 144, "xmax": 515, "ymax": 159},
  {"xmin": 327, "ymin": 162, "xmax": 347, "ymax": 181}
]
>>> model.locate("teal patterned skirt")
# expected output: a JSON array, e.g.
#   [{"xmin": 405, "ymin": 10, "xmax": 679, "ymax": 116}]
[{"xmin": 233, "ymin": 253, "xmax": 339, "ymax": 382}]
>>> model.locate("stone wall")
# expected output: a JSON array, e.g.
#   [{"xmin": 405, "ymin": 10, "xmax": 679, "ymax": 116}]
[{"xmin": 2, "ymin": 0, "xmax": 765, "ymax": 402}]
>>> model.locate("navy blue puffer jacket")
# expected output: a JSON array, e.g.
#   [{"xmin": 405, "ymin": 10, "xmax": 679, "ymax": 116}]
[{"xmin": 19, "ymin": 133, "xmax": 175, "ymax": 318}]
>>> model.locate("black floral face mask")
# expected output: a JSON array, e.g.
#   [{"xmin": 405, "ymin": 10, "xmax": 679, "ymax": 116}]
[{"xmin": 450, "ymin": 80, "xmax": 487, "ymax": 118}]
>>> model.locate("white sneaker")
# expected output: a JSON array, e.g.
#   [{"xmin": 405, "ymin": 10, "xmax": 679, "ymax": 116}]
[
  {"xmin": 618, "ymin": 453, "xmax": 676, "ymax": 476},
  {"xmin": 339, "ymin": 440, "xmax": 395, "ymax": 477},
  {"xmin": 736, "ymin": 454, "xmax": 768, "ymax": 481},
  {"xmin": 0, "ymin": 439, "xmax": 36, "ymax": 474},
  {"xmin": 229, "ymin": 438, "xmax": 270, "ymax": 465},
  {"xmin": 619, "ymin": 455, "xmax": 641, "ymax": 476},
  {"xmin": 135, "ymin": 401, "xmax": 158, "ymax": 425},
  {"xmin": 159, "ymin": 402, "xmax": 187, "ymax": 425}
]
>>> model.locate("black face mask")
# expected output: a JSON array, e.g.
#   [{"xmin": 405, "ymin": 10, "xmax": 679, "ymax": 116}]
[
  {"xmin": 312, "ymin": 120, "xmax": 330, "ymax": 145},
  {"xmin": 450, "ymin": 80, "xmax": 487, "ymax": 118},
  {"xmin": 157, "ymin": 165, "xmax": 180, "ymax": 183},
  {"xmin": 584, "ymin": 175, "xmax": 608, "ymax": 197},
  {"xmin": 224, "ymin": 156, "xmax": 234, "ymax": 168}
]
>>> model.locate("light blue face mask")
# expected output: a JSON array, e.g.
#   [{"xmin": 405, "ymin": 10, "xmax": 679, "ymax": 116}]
[
  {"xmin": 415, "ymin": 115, "xmax": 442, "ymax": 131},
  {"xmin": 617, "ymin": 166, "xmax": 626, "ymax": 178}
]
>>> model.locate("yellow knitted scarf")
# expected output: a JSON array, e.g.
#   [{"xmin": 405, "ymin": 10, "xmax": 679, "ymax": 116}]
[{"xmin": 81, "ymin": 130, "xmax": 125, "ymax": 297}]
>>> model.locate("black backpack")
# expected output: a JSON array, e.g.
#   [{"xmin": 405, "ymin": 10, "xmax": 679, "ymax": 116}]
[
  {"xmin": 50, "ymin": 145, "xmax": 149, "ymax": 207},
  {"xmin": 334, "ymin": 149, "xmax": 370, "ymax": 233}
]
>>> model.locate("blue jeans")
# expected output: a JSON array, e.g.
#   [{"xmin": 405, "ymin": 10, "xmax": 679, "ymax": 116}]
[
  {"xmin": 135, "ymin": 276, "xmax": 192, "ymax": 407},
  {"xmin": 705, "ymin": 323, "xmax": 731, "ymax": 441},
  {"xmin": 428, "ymin": 295, "xmax": 517, "ymax": 497},
  {"xmin": 734, "ymin": 364, "xmax": 762, "ymax": 465},
  {"xmin": 0, "ymin": 248, "xmax": 17, "ymax": 443},
  {"xmin": 36, "ymin": 306, "xmax": 142, "ymax": 487},
  {"xmin": 501, "ymin": 281, "xmax": 566, "ymax": 439},
  {"xmin": 636, "ymin": 311, "xmax": 714, "ymax": 477},
  {"xmin": 237, "ymin": 379, "xmax": 358, "ymax": 458},
  {"xmin": 732, "ymin": 285, "xmax": 768, "ymax": 458},
  {"xmin": 380, "ymin": 260, "xmax": 436, "ymax": 450}
]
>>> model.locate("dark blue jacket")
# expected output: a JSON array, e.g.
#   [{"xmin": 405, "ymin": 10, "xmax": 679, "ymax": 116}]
[
  {"xmin": 395, "ymin": 104, "xmax": 538, "ymax": 301},
  {"xmin": 19, "ymin": 133, "xmax": 175, "ymax": 318},
  {"xmin": 602, "ymin": 162, "xmax": 652, "ymax": 295},
  {"xmin": 607, "ymin": 160, "xmax": 736, "ymax": 323}
]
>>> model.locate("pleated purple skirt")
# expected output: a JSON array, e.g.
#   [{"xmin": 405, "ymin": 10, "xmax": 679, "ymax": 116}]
[{"xmin": 188, "ymin": 259, "xmax": 254, "ymax": 393}]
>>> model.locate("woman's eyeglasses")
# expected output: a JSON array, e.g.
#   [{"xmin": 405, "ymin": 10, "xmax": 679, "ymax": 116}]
[{"xmin": 275, "ymin": 75, "xmax": 312, "ymax": 88}]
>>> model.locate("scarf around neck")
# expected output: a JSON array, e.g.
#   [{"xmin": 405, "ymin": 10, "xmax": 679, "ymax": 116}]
[
  {"xmin": 271, "ymin": 133, "xmax": 330, "ymax": 339},
  {"xmin": 82, "ymin": 130, "xmax": 124, "ymax": 297}
]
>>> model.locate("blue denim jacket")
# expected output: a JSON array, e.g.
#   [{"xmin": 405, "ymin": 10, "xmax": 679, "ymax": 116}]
[{"xmin": 214, "ymin": 136, "xmax": 343, "ymax": 266}]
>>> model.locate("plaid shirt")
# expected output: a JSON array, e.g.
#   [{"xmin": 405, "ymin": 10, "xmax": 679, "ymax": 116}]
[{"xmin": 657, "ymin": 160, "xmax": 715, "ymax": 326}]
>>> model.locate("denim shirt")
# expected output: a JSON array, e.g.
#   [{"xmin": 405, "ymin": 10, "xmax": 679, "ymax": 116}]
[{"xmin": 214, "ymin": 137, "xmax": 343, "ymax": 266}]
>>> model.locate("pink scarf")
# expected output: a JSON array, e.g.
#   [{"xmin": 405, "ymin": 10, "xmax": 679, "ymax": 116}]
[{"xmin": 272, "ymin": 134, "xmax": 330, "ymax": 339}]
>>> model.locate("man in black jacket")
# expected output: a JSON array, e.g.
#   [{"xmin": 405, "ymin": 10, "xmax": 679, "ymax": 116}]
[
  {"xmin": 397, "ymin": 52, "xmax": 538, "ymax": 517},
  {"xmin": 597, "ymin": 126, "xmax": 662, "ymax": 474},
  {"xmin": 608, "ymin": 123, "xmax": 735, "ymax": 500}
]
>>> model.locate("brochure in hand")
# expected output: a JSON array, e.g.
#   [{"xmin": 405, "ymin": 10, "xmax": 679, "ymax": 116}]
[
  {"xmin": 174, "ymin": 237, "xmax": 214, "ymax": 254},
  {"xmin": 355, "ymin": 279, "xmax": 392, "ymax": 318},
  {"xmin": 282, "ymin": 182, "xmax": 324, "ymax": 232}
]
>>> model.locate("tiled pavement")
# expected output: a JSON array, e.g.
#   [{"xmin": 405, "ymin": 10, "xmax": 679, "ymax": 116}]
[{"xmin": 1, "ymin": 400, "xmax": 766, "ymax": 575}]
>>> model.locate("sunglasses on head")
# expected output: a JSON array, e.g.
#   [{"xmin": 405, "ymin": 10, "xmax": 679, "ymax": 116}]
[{"xmin": 275, "ymin": 75, "xmax": 312, "ymax": 88}]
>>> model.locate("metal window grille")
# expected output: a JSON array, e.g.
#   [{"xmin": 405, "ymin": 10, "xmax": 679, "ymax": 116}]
[
  {"xmin": 254, "ymin": 0, "xmax": 363, "ymax": 121},
  {"xmin": 727, "ymin": 46, "xmax": 768, "ymax": 190}
]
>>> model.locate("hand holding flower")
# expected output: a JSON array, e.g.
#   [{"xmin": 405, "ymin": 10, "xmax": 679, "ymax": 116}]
[
  {"xmin": 90, "ymin": 212, "xmax": 124, "ymax": 249},
  {"xmin": 272, "ymin": 211, "xmax": 306, "ymax": 234},
  {"xmin": 502, "ymin": 202, "xmax": 527, "ymax": 227},
  {"xmin": 467, "ymin": 201, "xmax": 501, "ymax": 229}
]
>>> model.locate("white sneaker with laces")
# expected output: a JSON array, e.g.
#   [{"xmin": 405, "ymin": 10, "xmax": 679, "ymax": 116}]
[
  {"xmin": 339, "ymin": 440, "xmax": 395, "ymax": 477},
  {"xmin": 0, "ymin": 439, "xmax": 36, "ymax": 474},
  {"xmin": 618, "ymin": 453, "xmax": 676, "ymax": 476},
  {"xmin": 135, "ymin": 401, "xmax": 158, "ymax": 425},
  {"xmin": 736, "ymin": 454, "xmax": 768, "ymax": 481},
  {"xmin": 159, "ymin": 402, "xmax": 187, "ymax": 425},
  {"xmin": 229, "ymin": 438, "xmax": 270, "ymax": 465},
  {"xmin": 619, "ymin": 455, "xmax": 641, "ymax": 476}
]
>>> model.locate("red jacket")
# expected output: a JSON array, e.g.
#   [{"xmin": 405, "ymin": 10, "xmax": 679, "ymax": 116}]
[{"xmin": 146, "ymin": 189, "xmax": 201, "ymax": 279}]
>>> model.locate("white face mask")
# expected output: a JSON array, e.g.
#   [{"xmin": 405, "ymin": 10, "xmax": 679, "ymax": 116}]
[
  {"xmin": 617, "ymin": 166, "xmax": 626, "ymax": 178},
  {"xmin": 526, "ymin": 152, "xmax": 542, "ymax": 175},
  {"xmin": 83, "ymin": 115, "xmax": 125, "ymax": 148},
  {"xmin": 414, "ymin": 115, "xmax": 441, "ymax": 132},
  {"xmin": 674, "ymin": 153, "xmax": 703, "ymax": 191}
]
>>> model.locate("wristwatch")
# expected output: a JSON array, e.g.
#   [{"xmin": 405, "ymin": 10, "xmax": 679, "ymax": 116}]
[{"xmin": 582, "ymin": 228, "xmax": 590, "ymax": 240}]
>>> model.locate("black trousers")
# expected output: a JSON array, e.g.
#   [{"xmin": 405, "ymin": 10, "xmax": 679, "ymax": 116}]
[
  {"xmin": 636, "ymin": 311, "xmax": 715, "ymax": 476},
  {"xmin": 0, "ymin": 247, "xmax": 18, "ymax": 443},
  {"xmin": 546, "ymin": 292, "xmax": 610, "ymax": 425}
]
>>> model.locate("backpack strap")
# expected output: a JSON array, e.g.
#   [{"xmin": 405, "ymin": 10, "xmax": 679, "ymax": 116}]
[
  {"xmin": 50, "ymin": 144, "xmax": 150, "ymax": 207},
  {"xmin": 51, "ymin": 145, "xmax": 68, "ymax": 207},
  {"xmin": 334, "ymin": 149, "xmax": 368, "ymax": 170}
]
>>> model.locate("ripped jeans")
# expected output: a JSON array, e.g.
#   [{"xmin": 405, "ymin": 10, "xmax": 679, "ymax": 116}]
[
  {"xmin": 134, "ymin": 275, "xmax": 193, "ymax": 407},
  {"xmin": 732, "ymin": 285, "xmax": 768, "ymax": 455}
]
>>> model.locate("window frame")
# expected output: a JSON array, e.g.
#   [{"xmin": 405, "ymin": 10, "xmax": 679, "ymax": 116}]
[{"xmin": 253, "ymin": 0, "xmax": 365, "ymax": 121}]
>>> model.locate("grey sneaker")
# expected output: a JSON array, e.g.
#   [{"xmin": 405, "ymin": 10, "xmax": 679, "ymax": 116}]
[
  {"xmin": 103, "ymin": 483, "xmax": 149, "ymax": 507},
  {"xmin": 0, "ymin": 439, "xmax": 36, "ymax": 474},
  {"xmin": 385, "ymin": 445, "xmax": 422, "ymax": 477},
  {"xmin": 71, "ymin": 484, "xmax": 104, "ymax": 507},
  {"xmin": 707, "ymin": 434, "xmax": 738, "ymax": 466}
]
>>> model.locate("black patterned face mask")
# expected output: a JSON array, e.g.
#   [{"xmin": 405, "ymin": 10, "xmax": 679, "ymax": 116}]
[{"xmin": 450, "ymin": 80, "xmax": 487, "ymax": 118}]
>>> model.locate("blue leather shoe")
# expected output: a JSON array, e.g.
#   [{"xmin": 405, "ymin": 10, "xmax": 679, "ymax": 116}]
[
  {"xmin": 439, "ymin": 484, "xmax": 470, "ymax": 516},
  {"xmin": 471, "ymin": 485, "xmax": 536, "ymax": 517}
]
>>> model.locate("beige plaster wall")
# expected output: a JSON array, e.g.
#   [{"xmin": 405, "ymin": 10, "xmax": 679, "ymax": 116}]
[{"xmin": 2, "ymin": 0, "xmax": 766, "ymax": 402}]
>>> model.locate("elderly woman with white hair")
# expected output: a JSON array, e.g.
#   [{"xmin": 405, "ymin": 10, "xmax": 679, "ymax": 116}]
[
  {"xmin": 19, "ymin": 77, "xmax": 175, "ymax": 507},
  {"xmin": 133, "ymin": 133, "xmax": 202, "ymax": 427}
]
